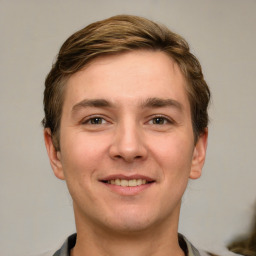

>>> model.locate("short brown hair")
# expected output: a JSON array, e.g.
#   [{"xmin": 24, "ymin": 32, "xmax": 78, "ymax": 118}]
[{"xmin": 43, "ymin": 15, "xmax": 210, "ymax": 150}]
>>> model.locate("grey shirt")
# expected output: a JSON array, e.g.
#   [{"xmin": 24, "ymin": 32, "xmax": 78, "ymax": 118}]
[{"xmin": 52, "ymin": 233, "xmax": 210, "ymax": 256}]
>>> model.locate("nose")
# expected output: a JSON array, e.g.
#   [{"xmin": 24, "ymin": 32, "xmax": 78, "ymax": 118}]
[{"xmin": 109, "ymin": 121, "xmax": 148, "ymax": 163}]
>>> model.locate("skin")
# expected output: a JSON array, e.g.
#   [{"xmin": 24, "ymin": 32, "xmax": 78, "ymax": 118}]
[{"xmin": 44, "ymin": 50, "xmax": 208, "ymax": 256}]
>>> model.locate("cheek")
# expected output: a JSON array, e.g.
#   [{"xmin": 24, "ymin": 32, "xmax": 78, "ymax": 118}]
[
  {"xmin": 148, "ymin": 132, "xmax": 194, "ymax": 166},
  {"xmin": 59, "ymin": 133, "xmax": 110, "ymax": 204},
  {"xmin": 147, "ymin": 132, "xmax": 194, "ymax": 193},
  {"xmin": 60, "ymin": 131, "xmax": 109, "ymax": 178}
]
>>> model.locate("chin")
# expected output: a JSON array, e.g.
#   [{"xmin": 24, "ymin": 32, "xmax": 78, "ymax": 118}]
[
  {"xmin": 101, "ymin": 208, "xmax": 160, "ymax": 234},
  {"xmin": 106, "ymin": 219, "xmax": 153, "ymax": 234}
]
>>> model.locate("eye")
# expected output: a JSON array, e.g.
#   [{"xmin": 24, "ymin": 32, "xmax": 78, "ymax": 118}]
[
  {"xmin": 152, "ymin": 117, "xmax": 167, "ymax": 125},
  {"xmin": 149, "ymin": 116, "xmax": 171, "ymax": 125},
  {"xmin": 83, "ymin": 117, "xmax": 107, "ymax": 125}
]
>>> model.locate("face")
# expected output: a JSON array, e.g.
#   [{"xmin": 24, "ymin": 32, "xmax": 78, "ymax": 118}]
[{"xmin": 45, "ymin": 50, "xmax": 207, "ymax": 234}]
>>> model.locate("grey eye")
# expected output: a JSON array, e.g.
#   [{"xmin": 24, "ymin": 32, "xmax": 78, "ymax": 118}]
[
  {"xmin": 152, "ymin": 117, "xmax": 166, "ymax": 125},
  {"xmin": 89, "ymin": 117, "xmax": 104, "ymax": 124}
]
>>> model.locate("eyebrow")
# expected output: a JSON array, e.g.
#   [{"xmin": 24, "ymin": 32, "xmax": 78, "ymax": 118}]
[
  {"xmin": 72, "ymin": 97, "xmax": 183, "ymax": 112},
  {"xmin": 141, "ymin": 97, "xmax": 183, "ymax": 111},
  {"xmin": 72, "ymin": 99, "xmax": 113, "ymax": 112}
]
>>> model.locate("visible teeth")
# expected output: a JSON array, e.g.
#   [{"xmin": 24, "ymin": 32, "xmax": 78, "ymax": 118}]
[
  {"xmin": 137, "ymin": 179, "xmax": 142, "ymax": 186},
  {"xmin": 120, "ymin": 179, "xmax": 128, "ymax": 186},
  {"xmin": 107, "ymin": 179, "xmax": 148, "ymax": 186},
  {"xmin": 128, "ymin": 179, "xmax": 136, "ymax": 186}
]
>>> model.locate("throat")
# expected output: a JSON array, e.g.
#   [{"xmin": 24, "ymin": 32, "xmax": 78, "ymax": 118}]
[{"xmin": 72, "ymin": 229, "xmax": 185, "ymax": 256}]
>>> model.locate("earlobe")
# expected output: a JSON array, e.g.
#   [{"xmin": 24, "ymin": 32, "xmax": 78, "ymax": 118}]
[
  {"xmin": 189, "ymin": 128, "xmax": 208, "ymax": 180},
  {"xmin": 44, "ymin": 128, "xmax": 65, "ymax": 180}
]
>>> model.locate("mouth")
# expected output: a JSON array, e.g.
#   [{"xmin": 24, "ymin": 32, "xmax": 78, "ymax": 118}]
[
  {"xmin": 100, "ymin": 176, "xmax": 155, "ymax": 195},
  {"xmin": 99, "ymin": 175, "xmax": 156, "ymax": 194},
  {"xmin": 101, "ymin": 178, "xmax": 154, "ymax": 187}
]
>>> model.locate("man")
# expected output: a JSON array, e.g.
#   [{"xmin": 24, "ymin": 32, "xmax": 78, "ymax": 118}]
[{"xmin": 43, "ymin": 15, "xmax": 210, "ymax": 256}]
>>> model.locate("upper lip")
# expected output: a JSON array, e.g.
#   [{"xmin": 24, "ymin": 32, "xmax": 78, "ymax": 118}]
[{"xmin": 99, "ymin": 174, "xmax": 155, "ymax": 182}]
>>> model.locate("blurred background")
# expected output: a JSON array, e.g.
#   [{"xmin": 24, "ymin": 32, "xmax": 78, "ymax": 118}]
[{"xmin": 0, "ymin": 1, "xmax": 255, "ymax": 255}]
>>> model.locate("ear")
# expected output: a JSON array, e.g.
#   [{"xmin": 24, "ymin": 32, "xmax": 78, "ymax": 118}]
[
  {"xmin": 189, "ymin": 128, "xmax": 208, "ymax": 180},
  {"xmin": 44, "ymin": 128, "xmax": 65, "ymax": 180}
]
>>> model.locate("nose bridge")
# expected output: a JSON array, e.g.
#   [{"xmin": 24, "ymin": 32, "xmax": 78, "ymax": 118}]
[{"xmin": 109, "ymin": 115, "xmax": 147, "ymax": 162}]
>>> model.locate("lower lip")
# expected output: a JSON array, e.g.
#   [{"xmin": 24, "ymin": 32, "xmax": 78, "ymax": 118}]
[{"xmin": 102, "ymin": 182, "xmax": 154, "ymax": 196}]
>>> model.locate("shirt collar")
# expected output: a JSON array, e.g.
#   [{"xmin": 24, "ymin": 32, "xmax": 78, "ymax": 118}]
[
  {"xmin": 179, "ymin": 233, "xmax": 202, "ymax": 256},
  {"xmin": 54, "ymin": 233, "xmax": 202, "ymax": 256}
]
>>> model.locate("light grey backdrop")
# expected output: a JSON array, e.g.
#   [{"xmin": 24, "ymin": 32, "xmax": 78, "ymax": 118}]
[{"xmin": 1, "ymin": 1, "xmax": 255, "ymax": 256}]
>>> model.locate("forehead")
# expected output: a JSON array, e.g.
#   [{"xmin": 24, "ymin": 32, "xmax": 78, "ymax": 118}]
[{"xmin": 63, "ymin": 50, "xmax": 190, "ymax": 112}]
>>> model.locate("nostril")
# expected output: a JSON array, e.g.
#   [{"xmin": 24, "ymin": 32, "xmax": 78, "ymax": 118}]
[
  {"xmin": 109, "ymin": 139, "xmax": 147, "ymax": 162},
  {"xmin": 114, "ymin": 154, "xmax": 143, "ymax": 162}
]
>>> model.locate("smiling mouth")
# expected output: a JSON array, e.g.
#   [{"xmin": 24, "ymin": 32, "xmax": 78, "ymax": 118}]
[{"xmin": 101, "ymin": 179, "xmax": 154, "ymax": 187}]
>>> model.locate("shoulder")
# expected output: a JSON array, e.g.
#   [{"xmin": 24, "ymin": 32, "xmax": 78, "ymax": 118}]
[
  {"xmin": 33, "ymin": 234, "xmax": 76, "ymax": 256},
  {"xmin": 178, "ymin": 234, "xmax": 240, "ymax": 256},
  {"xmin": 198, "ymin": 249, "xmax": 212, "ymax": 256},
  {"xmin": 31, "ymin": 250, "xmax": 56, "ymax": 256}
]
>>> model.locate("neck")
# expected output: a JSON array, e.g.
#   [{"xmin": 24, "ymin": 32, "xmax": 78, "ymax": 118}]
[{"xmin": 71, "ymin": 206, "xmax": 185, "ymax": 256}]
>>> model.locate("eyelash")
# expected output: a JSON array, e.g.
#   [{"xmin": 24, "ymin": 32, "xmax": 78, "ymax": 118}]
[
  {"xmin": 147, "ymin": 115, "xmax": 174, "ymax": 125},
  {"xmin": 82, "ymin": 116, "xmax": 108, "ymax": 125},
  {"xmin": 81, "ymin": 115, "xmax": 174, "ymax": 126}
]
